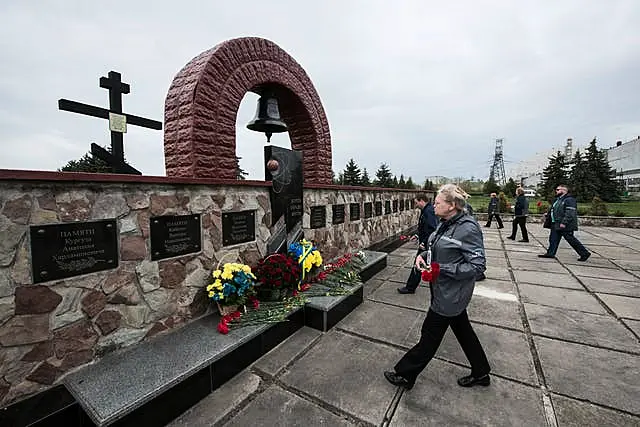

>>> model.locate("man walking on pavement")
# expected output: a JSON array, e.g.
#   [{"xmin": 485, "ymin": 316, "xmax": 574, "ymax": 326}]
[
  {"xmin": 538, "ymin": 184, "xmax": 591, "ymax": 261},
  {"xmin": 485, "ymin": 193, "xmax": 504, "ymax": 229},
  {"xmin": 398, "ymin": 194, "xmax": 438, "ymax": 294}
]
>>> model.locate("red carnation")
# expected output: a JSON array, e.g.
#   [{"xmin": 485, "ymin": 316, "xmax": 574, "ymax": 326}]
[
  {"xmin": 232, "ymin": 311, "xmax": 242, "ymax": 319},
  {"xmin": 217, "ymin": 321, "xmax": 229, "ymax": 334}
]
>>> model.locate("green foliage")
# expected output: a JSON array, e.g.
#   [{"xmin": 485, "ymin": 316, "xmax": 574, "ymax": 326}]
[
  {"xmin": 502, "ymin": 178, "xmax": 518, "ymax": 197},
  {"xmin": 398, "ymin": 174, "xmax": 406, "ymax": 188},
  {"xmin": 342, "ymin": 158, "xmax": 362, "ymax": 186},
  {"xmin": 498, "ymin": 192, "xmax": 509, "ymax": 213},
  {"xmin": 423, "ymin": 179, "xmax": 436, "ymax": 191},
  {"xmin": 536, "ymin": 201, "xmax": 549, "ymax": 214},
  {"xmin": 405, "ymin": 176, "xmax": 415, "ymax": 189},
  {"xmin": 374, "ymin": 163, "xmax": 394, "ymax": 187},
  {"xmin": 581, "ymin": 138, "xmax": 622, "ymax": 202},
  {"xmin": 613, "ymin": 210, "xmax": 626, "ymax": 217},
  {"xmin": 59, "ymin": 146, "xmax": 113, "ymax": 173},
  {"xmin": 361, "ymin": 168, "xmax": 371, "ymax": 186},
  {"xmin": 483, "ymin": 177, "xmax": 501, "ymax": 194},
  {"xmin": 590, "ymin": 196, "xmax": 609, "ymax": 216},
  {"xmin": 569, "ymin": 149, "xmax": 587, "ymax": 200},
  {"xmin": 539, "ymin": 151, "xmax": 568, "ymax": 201},
  {"xmin": 236, "ymin": 156, "xmax": 248, "ymax": 180},
  {"xmin": 577, "ymin": 207, "xmax": 589, "ymax": 216}
]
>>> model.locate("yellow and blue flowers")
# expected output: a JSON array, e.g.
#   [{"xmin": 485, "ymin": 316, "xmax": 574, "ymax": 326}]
[{"xmin": 207, "ymin": 262, "xmax": 257, "ymax": 305}]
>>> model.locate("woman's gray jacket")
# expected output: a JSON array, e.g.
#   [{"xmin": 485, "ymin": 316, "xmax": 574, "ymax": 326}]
[{"xmin": 419, "ymin": 212, "xmax": 486, "ymax": 317}]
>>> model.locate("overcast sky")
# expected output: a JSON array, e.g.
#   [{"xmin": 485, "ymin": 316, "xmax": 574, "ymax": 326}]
[{"xmin": 1, "ymin": 1, "xmax": 639, "ymax": 182}]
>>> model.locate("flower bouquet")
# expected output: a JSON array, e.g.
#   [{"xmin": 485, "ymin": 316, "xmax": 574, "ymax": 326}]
[
  {"xmin": 253, "ymin": 253, "xmax": 302, "ymax": 301},
  {"xmin": 288, "ymin": 239, "xmax": 323, "ymax": 289},
  {"xmin": 206, "ymin": 262, "xmax": 257, "ymax": 315}
]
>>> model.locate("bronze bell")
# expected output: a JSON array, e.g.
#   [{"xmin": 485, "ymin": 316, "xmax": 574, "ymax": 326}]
[{"xmin": 246, "ymin": 95, "xmax": 288, "ymax": 142}]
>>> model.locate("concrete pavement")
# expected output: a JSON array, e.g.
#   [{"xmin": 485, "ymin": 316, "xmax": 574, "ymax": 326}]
[{"xmin": 169, "ymin": 222, "xmax": 640, "ymax": 426}]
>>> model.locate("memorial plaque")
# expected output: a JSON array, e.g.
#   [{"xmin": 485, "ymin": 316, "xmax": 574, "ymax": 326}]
[
  {"xmin": 374, "ymin": 201, "xmax": 383, "ymax": 216},
  {"xmin": 385, "ymin": 200, "xmax": 391, "ymax": 215},
  {"xmin": 393, "ymin": 200, "xmax": 398, "ymax": 213},
  {"xmin": 310, "ymin": 206, "xmax": 326, "ymax": 229},
  {"xmin": 222, "ymin": 210, "xmax": 256, "ymax": 246},
  {"xmin": 150, "ymin": 214, "xmax": 201, "ymax": 261},
  {"xmin": 30, "ymin": 219, "xmax": 118, "ymax": 284},
  {"xmin": 364, "ymin": 202, "xmax": 373, "ymax": 218},
  {"xmin": 399, "ymin": 199, "xmax": 405, "ymax": 211},
  {"xmin": 350, "ymin": 203, "xmax": 361, "ymax": 221},
  {"xmin": 332, "ymin": 204, "xmax": 345, "ymax": 225}
]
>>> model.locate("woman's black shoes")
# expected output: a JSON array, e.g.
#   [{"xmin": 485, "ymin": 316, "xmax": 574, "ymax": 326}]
[
  {"xmin": 457, "ymin": 374, "xmax": 490, "ymax": 387},
  {"xmin": 384, "ymin": 371, "xmax": 413, "ymax": 389}
]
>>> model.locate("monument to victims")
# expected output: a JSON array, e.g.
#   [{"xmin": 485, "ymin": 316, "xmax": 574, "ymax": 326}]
[{"xmin": 0, "ymin": 36, "xmax": 419, "ymax": 426}]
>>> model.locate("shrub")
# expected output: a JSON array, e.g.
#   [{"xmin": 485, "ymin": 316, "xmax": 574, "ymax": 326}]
[
  {"xmin": 613, "ymin": 210, "xmax": 626, "ymax": 217},
  {"xmin": 590, "ymin": 196, "xmax": 609, "ymax": 216},
  {"xmin": 535, "ymin": 201, "xmax": 549, "ymax": 214},
  {"xmin": 577, "ymin": 207, "xmax": 589, "ymax": 216}
]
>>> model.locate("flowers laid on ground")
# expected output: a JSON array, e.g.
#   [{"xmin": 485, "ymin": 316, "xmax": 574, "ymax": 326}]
[
  {"xmin": 206, "ymin": 262, "xmax": 257, "ymax": 311},
  {"xmin": 254, "ymin": 253, "xmax": 302, "ymax": 290},
  {"xmin": 288, "ymin": 239, "xmax": 323, "ymax": 289},
  {"xmin": 214, "ymin": 250, "xmax": 367, "ymax": 334}
]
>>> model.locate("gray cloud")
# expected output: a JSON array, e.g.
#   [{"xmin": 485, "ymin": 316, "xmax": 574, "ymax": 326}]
[{"xmin": 1, "ymin": 0, "xmax": 639, "ymax": 182}]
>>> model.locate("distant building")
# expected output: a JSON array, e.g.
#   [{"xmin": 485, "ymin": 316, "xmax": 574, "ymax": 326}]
[{"xmin": 605, "ymin": 137, "xmax": 640, "ymax": 194}]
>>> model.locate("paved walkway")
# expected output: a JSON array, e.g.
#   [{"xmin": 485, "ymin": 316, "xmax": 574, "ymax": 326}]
[{"xmin": 169, "ymin": 223, "xmax": 640, "ymax": 426}]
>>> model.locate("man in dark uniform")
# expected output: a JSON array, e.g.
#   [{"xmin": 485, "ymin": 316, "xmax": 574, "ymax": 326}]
[{"xmin": 398, "ymin": 194, "xmax": 438, "ymax": 294}]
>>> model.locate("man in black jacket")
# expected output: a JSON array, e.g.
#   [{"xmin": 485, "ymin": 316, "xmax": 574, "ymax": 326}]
[
  {"xmin": 484, "ymin": 193, "xmax": 503, "ymax": 228},
  {"xmin": 538, "ymin": 184, "xmax": 590, "ymax": 261},
  {"xmin": 398, "ymin": 194, "xmax": 438, "ymax": 294}
]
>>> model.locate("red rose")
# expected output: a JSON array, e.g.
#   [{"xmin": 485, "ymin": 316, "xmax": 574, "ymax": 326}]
[
  {"xmin": 421, "ymin": 270, "xmax": 432, "ymax": 282},
  {"xmin": 222, "ymin": 314, "xmax": 232, "ymax": 324},
  {"xmin": 300, "ymin": 283, "xmax": 311, "ymax": 291},
  {"xmin": 217, "ymin": 321, "xmax": 229, "ymax": 334},
  {"xmin": 292, "ymin": 290, "xmax": 298, "ymax": 296},
  {"xmin": 232, "ymin": 311, "xmax": 242, "ymax": 319}
]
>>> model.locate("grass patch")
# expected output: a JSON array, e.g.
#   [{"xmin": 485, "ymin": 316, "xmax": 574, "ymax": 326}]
[{"xmin": 467, "ymin": 196, "xmax": 640, "ymax": 217}]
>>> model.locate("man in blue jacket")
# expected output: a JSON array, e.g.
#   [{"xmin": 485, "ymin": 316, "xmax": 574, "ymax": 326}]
[
  {"xmin": 398, "ymin": 194, "xmax": 438, "ymax": 294},
  {"xmin": 538, "ymin": 184, "xmax": 591, "ymax": 261}
]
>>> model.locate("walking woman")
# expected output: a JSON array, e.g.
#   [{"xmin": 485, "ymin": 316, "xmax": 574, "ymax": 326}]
[
  {"xmin": 507, "ymin": 187, "xmax": 529, "ymax": 242},
  {"xmin": 384, "ymin": 184, "xmax": 491, "ymax": 389}
]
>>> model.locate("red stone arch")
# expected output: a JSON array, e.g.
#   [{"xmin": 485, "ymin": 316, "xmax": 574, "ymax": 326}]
[{"xmin": 163, "ymin": 37, "xmax": 332, "ymax": 184}]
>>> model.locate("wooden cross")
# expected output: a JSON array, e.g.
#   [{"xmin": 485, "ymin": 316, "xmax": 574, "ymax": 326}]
[{"xmin": 58, "ymin": 71, "xmax": 162, "ymax": 174}]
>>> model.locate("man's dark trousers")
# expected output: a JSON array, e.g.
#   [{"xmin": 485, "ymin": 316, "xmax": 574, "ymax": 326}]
[
  {"xmin": 405, "ymin": 249, "xmax": 423, "ymax": 292},
  {"xmin": 547, "ymin": 228, "xmax": 589, "ymax": 257}
]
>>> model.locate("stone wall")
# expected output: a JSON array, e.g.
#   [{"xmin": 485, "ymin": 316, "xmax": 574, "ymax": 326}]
[{"xmin": 0, "ymin": 173, "xmax": 419, "ymax": 407}]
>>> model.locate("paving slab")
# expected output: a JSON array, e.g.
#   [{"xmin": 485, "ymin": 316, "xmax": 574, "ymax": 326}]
[
  {"xmin": 513, "ymin": 270, "xmax": 583, "ymax": 290},
  {"xmin": 338, "ymin": 300, "xmax": 423, "ymax": 348},
  {"xmin": 485, "ymin": 248, "xmax": 506, "ymax": 259},
  {"xmin": 552, "ymin": 394, "xmax": 640, "ymax": 427},
  {"xmin": 484, "ymin": 265, "xmax": 512, "ymax": 281},
  {"xmin": 280, "ymin": 330, "xmax": 404, "ymax": 425},
  {"xmin": 224, "ymin": 385, "xmax": 354, "ymax": 427},
  {"xmin": 466, "ymin": 294, "xmax": 523, "ymax": 331},
  {"xmin": 434, "ymin": 323, "xmax": 538, "ymax": 385},
  {"xmin": 363, "ymin": 278, "xmax": 385, "ymax": 297},
  {"xmin": 598, "ymin": 294, "xmax": 640, "ymax": 320},
  {"xmin": 623, "ymin": 318, "xmax": 640, "ymax": 338},
  {"xmin": 525, "ymin": 303, "xmax": 640, "ymax": 353},
  {"xmin": 612, "ymin": 259, "xmax": 640, "ymax": 270},
  {"xmin": 519, "ymin": 283, "xmax": 608, "ymax": 315},
  {"xmin": 385, "ymin": 267, "xmax": 411, "ymax": 284},
  {"xmin": 507, "ymin": 251, "xmax": 548, "ymax": 262},
  {"xmin": 367, "ymin": 280, "xmax": 430, "ymax": 312},
  {"xmin": 579, "ymin": 276, "xmax": 640, "ymax": 298},
  {"xmin": 566, "ymin": 264, "xmax": 640, "ymax": 282},
  {"xmin": 252, "ymin": 327, "xmax": 322, "ymax": 377},
  {"xmin": 503, "ymin": 243, "xmax": 544, "ymax": 254},
  {"xmin": 535, "ymin": 336, "xmax": 640, "ymax": 415},
  {"xmin": 168, "ymin": 371, "xmax": 261, "ymax": 427},
  {"xmin": 557, "ymin": 255, "xmax": 616, "ymax": 268},
  {"xmin": 369, "ymin": 266, "xmax": 405, "ymax": 281},
  {"xmin": 390, "ymin": 359, "xmax": 546, "ymax": 427},
  {"xmin": 591, "ymin": 246, "xmax": 640, "ymax": 259},
  {"xmin": 511, "ymin": 260, "xmax": 567, "ymax": 274}
]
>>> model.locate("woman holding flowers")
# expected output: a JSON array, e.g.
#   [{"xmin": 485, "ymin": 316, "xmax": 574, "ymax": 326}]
[{"xmin": 384, "ymin": 184, "xmax": 491, "ymax": 390}]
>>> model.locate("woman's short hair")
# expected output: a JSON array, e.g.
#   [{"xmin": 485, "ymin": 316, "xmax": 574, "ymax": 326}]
[
  {"xmin": 516, "ymin": 187, "xmax": 525, "ymax": 195},
  {"xmin": 438, "ymin": 184, "xmax": 469, "ymax": 211}
]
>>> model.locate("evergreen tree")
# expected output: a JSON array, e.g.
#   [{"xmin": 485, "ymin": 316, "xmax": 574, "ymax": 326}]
[
  {"xmin": 361, "ymin": 168, "xmax": 371, "ymax": 186},
  {"xmin": 342, "ymin": 158, "xmax": 362, "ymax": 186},
  {"xmin": 539, "ymin": 151, "xmax": 568, "ymax": 201},
  {"xmin": 59, "ymin": 146, "xmax": 114, "ymax": 173},
  {"xmin": 235, "ymin": 156, "xmax": 248, "ymax": 180},
  {"xmin": 569, "ymin": 149, "xmax": 589, "ymax": 202},
  {"xmin": 374, "ymin": 163, "xmax": 394, "ymax": 187},
  {"xmin": 423, "ymin": 179, "xmax": 435, "ymax": 191},
  {"xmin": 583, "ymin": 138, "xmax": 622, "ymax": 202},
  {"xmin": 482, "ymin": 176, "xmax": 501, "ymax": 194},
  {"xmin": 406, "ymin": 176, "xmax": 415, "ymax": 189},
  {"xmin": 336, "ymin": 172, "xmax": 344, "ymax": 185},
  {"xmin": 398, "ymin": 174, "xmax": 406, "ymax": 188},
  {"xmin": 392, "ymin": 175, "xmax": 399, "ymax": 188},
  {"xmin": 502, "ymin": 178, "xmax": 518, "ymax": 197}
]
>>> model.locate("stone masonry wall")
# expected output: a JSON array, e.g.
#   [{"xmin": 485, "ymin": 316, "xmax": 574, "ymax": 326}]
[{"xmin": 0, "ymin": 179, "xmax": 418, "ymax": 407}]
